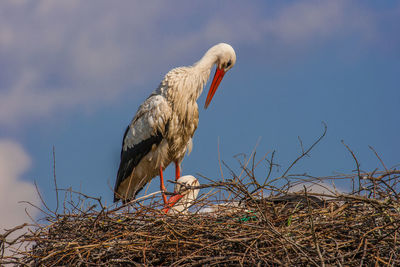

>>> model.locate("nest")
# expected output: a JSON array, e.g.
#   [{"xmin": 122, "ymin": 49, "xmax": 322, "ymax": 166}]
[{"xmin": 1, "ymin": 131, "xmax": 400, "ymax": 266}]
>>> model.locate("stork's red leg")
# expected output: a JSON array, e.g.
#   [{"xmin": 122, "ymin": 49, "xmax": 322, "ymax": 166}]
[
  {"xmin": 175, "ymin": 161, "xmax": 181, "ymax": 181},
  {"xmin": 162, "ymin": 161, "xmax": 184, "ymax": 213},
  {"xmin": 159, "ymin": 165, "xmax": 168, "ymax": 206}
]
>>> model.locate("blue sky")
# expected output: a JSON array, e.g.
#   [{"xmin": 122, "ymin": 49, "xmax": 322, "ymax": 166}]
[{"xmin": 1, "ymin": 1, "xmax": 399, "ymax": 226}]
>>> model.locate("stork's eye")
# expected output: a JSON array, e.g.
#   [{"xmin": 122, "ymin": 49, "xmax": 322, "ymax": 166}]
[{"xmin": 226, "ymin": 60, "xmax": 232, "ymax": 68}]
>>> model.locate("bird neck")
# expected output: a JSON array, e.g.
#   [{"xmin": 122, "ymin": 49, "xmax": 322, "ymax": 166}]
[
  {"xmin": 193, "ymin": 49, "xmax": 219, "ymax": 72},
  {"xmin": 190, "ymin": 50, "xmax": 219, "ymax": 99},
  {"xmin": 162, "ymin": 47, "xmax": 219, "ymax": 105}
]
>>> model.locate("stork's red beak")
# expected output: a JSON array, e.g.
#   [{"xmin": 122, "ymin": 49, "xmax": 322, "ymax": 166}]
[{"xmin": 204, "ymin": 67, "xmax": 225, "ymax": 109}]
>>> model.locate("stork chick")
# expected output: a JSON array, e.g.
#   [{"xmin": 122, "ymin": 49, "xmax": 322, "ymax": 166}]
[{"xmin": 163, "ymin": 175, "xmax": 200, "ymax": 214}]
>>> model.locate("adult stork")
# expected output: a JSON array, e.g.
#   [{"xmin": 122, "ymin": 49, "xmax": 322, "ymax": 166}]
[{"xmin": 114, "ymin": 43, "xmax": 236, "ymax": 210}]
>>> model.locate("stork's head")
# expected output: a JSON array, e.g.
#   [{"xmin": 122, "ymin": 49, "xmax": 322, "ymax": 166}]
[{"xmin": 204, "ymin": 43, "xmax": 236, "ymax": 109}]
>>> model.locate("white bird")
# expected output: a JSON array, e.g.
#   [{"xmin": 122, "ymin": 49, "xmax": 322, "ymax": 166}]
[
  {"xmin": 165, "ymin": 175, "xmax": 200, "ymax": 214},
  {"xmin": 114, "ymin": 43, "xmax": 236, "ymax": 210}
]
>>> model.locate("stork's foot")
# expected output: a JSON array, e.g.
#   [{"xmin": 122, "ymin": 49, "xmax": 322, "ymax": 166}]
[
  {"xmin": 161, "ymin": 161, "xmax": 183, "ymax": 213},
  {"xmin": 162, "ymin": 193, "xmax": 184, "ymax": 213}
]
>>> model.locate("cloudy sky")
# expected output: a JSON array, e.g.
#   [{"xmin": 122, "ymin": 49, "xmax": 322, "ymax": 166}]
[{"xmin": 1, "ymin": 0, "xmax": 399, "ymax": 228}]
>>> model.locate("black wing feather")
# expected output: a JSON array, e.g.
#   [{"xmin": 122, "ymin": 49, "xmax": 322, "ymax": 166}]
[{"xmin": 114, "ymin": 121, "xmax": 169, "ymax": 202}]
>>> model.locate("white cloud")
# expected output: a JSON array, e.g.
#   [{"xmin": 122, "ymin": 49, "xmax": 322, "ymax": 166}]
[
  {"xmin": 264, "ymin": 0, "xmax": 376, "ymax": 44},
  {"xmin": 0, "ymin": 140, "xmax": 40, "ymax": 258},
  {"xmin": 266, "ymin": 1, "xmax": 348, "ymax": 43},
  {"xmin": 0, "ymin": 1, "xmax": 384, "ymax": 127},
  {"xmin": 0, "ymin": 1, "xmax": 173, "ymax": 126}
]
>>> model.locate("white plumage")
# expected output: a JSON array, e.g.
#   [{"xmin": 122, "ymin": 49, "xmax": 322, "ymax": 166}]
[
  {"xmin": 166, "ymin": 175, "xmax": 200, "ymax": 214},
  {"xmin": 114, "ymin": 43, "xmax": 236, "ymax": 208}
]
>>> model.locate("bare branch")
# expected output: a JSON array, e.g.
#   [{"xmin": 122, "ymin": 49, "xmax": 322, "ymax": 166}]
[{"xmin": 282, "ymin": 122, "xmax": 327, "ymax": 178}]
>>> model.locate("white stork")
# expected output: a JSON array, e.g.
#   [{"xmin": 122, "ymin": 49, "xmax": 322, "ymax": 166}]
[{"xmin": 114, "ymin": 43, "xmax": 236, "ymax": 210}]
